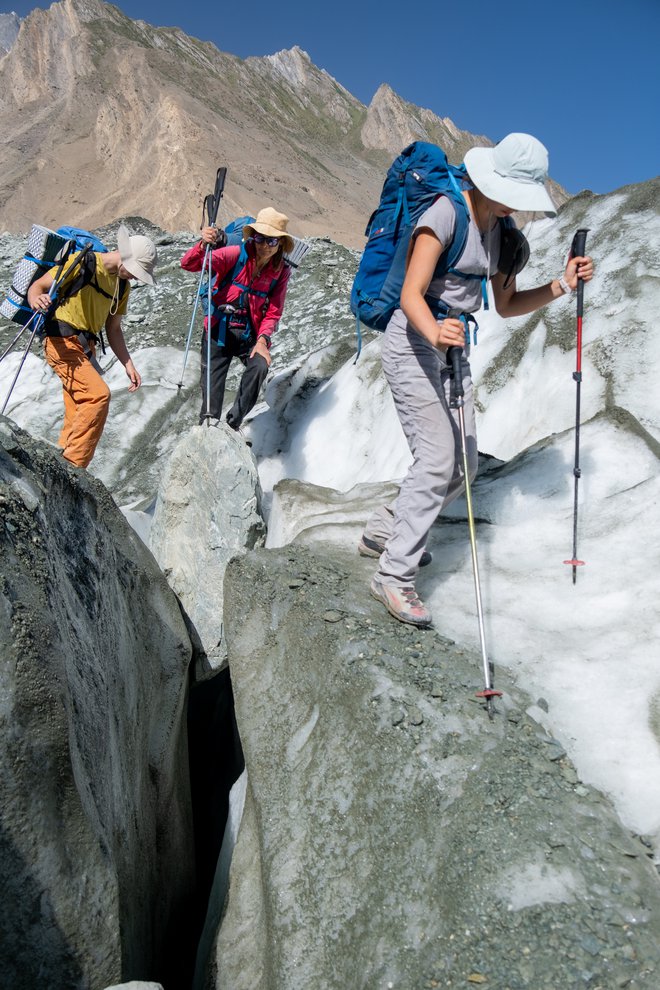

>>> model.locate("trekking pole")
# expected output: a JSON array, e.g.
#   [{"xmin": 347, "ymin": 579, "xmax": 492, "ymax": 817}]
[
  {"xmin": 0, "ymin": 309, "xmax": 41, "ymax": 366},
  {"xmin": 563, "ymin": 228, "xmax": 590, "ymax": 584},
  {"xmin": 203, "ymin": 239, "xmax": 214, "ymax": 424},
  {"xmin": 1, "ymin": 290, "xmax": 54, "ymax": 415},
  {"xmin": 177, "ymin": 167, "xmax": 227, "ymax": 394},
  {"xmin": 1, "ymin": 241, "xmax": 85, "ymax": 415},
  {"xmin": 447, "ymin": 339, "xmax": 502, "ymax": 719},
  {"xmin": 0, "ymin": 238, "xmax": 78, "ymax": 370}
]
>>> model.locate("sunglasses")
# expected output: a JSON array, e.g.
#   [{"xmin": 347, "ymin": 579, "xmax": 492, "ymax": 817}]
[{"xmin": 253, "ymin": 233, "xmax": 280, "ymax": 247}]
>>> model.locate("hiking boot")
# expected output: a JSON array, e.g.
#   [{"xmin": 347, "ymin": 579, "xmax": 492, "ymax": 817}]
[
  {"xmin": 359, "ymin": 535, "xmax": 432, "ymax": 567},
  {"xmin": 370, "ymin": 577, "xmax": 432, "ymax": 627}
]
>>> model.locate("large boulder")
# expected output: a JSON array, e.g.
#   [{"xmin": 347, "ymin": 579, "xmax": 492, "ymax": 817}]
[
  {"xmin": 0, "ymin": 419, "xmax": 195, "ymax": 989},
  {"xmin": 202, "ymin": 543, "xmax": 660, "ymax": 989},
  {"xmin": 149, "ymin": 423, "xmax": 266, "ymax": 675}
]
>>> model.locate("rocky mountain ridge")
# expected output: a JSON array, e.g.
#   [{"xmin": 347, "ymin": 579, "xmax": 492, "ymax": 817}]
[
  {"xmin": 0, "ymin": 0, "xmax": 566, "ymax": 245},
  {"xmin": 0, "ymin": 11, "xmax": 20, "ymax": 54}
]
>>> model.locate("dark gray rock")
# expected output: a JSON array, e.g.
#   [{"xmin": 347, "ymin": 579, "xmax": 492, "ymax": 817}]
[
  {"xmin": 0, "ymin": 419, "xmax": 195, "ymax": 989},
  {"xmin": 204, "ymin": 543, "xmax": 660, "ymax": 990}
]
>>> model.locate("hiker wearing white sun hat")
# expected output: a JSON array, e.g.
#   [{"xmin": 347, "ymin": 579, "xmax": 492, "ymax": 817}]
[
  {"xmin": 27, "ymin": 224, "xmax": 158, "ymax": 467},
  {"xmin": 362, "ymin": 132, "xmax": 594, "ymax": 628}
]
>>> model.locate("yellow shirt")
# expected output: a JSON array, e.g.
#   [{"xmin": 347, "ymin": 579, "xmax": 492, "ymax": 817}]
[{"xmin": 55, "ymin": 251, "xmax": 130, "ymax": 333}]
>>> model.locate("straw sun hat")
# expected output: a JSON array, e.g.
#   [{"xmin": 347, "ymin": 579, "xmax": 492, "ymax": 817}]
[{"xmin": 243, "ymin": 208, "xmax": 294, "ymax": 254}]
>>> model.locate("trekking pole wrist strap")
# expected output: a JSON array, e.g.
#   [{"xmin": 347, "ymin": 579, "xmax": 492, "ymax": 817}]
[{"xmin": 558, "ymin": 275, "xmax": 574, "ymax": 295}]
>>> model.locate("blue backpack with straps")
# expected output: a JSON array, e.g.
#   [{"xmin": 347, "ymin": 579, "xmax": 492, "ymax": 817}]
[
  {"xmin": 350, "ymin": 142, "xmax": 471, "ymax": 338},
  {"xmin": 223, "ymin": 215, "xmax": 255, "ymax": 247},
  {"xmin": 56, "ymin": 226, "xmax": 110, "ymax": 253}
]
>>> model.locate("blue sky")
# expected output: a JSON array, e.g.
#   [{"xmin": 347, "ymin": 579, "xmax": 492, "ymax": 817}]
[{"xmin": 7, "ymin": 0, "xmax": 660, "ymax": 194}]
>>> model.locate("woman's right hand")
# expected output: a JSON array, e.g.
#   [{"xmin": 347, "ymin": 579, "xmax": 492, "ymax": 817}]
[
  {"xmin": 202, "ymin": 227, "xmax": 218, "ymax": 244},
  {"xmin": 30, "ymin": 291, "xmax": 52, "ymax": 313},
  {"xmin": 434, "ymin": 317, "xmax": 466, "ymax": 350},
  {"xmin": 200, "ymin": 226, "xmax": 223, "ymax": 245}
]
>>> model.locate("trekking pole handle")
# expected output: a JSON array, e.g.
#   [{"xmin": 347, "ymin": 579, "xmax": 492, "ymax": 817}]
[
  {"xmin": 202, "ymin": 194, "xmax": 214, "ymax": 229},
  {"xmin": 210, "ymin": 167, "xmax": 227, "ymax": 225},
  {"xmin": 447, "ymin": 346, "xmax": 464, "ymax": 399},
  {"xmin": 570, "ymin": 228, "xmax": 589, "ymax": 318},
  {"xmin": 446, "ymin": 305, "xmax": 465, "ymax": 399}
]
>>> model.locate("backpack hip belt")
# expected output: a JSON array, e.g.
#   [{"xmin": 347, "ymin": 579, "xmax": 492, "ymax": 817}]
[
  {"xmin": 44, "ymin": 319, "xmax": 105, "ymax": 374},
  {"xmin": 45, "ymin": 318, "xmax": 99, "ymax": 343}
]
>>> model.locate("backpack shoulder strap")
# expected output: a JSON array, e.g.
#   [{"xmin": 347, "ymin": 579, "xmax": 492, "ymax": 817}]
[
  {"xmin": 89, "ymin": 269, "xmax": 128, "ymax": 302},
  {"xmin": 439, "ymin": 192, "xmax": 471, "ymax": 274},
  {"xmin": 417, "ymin": 192, "xmax": 471, "ymax": 289},
  {"xmin": 214, "ymin": 243, "xmax": 248, "ymax": 295},
  {"xmin": 59, "ymin": 250, "xmax": 128, "ymax": 304},
  {"xmin": 52, "ymin": 248, "xmax": 96, "ymax": 305}
]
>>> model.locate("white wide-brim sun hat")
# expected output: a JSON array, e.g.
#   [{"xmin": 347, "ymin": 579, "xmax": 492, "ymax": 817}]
[
  {"xmin": 464, "ymin": 133, "xmax": 557, "ymax": 216},
  {"xmin": 243, "ymin": 208, "xmax": 295, "ymax": 255},
  {"xmin": 117, "ymin": 224, "xmax": 158, "ymax": 284}
]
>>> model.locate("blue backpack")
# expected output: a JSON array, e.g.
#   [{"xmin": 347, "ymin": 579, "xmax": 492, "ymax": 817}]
[
  {"xmin": 223, "ymin": 215, "xmax": 255, "ymax": 247},
  {"xmin": 350, "ymin": 142, "xmax": 474, "ymax": 353},
  {"xmin": 56, "ymin": 226, "xmax": 109, "ymax": 254}
]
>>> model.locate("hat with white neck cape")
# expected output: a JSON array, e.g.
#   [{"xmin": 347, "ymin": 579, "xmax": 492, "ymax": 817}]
[{"xmin": 117, "ymin": 225, "xmax": 158, "ymax": 284}]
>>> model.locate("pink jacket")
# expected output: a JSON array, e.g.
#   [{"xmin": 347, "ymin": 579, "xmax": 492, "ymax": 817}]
[{"xmin": 180, "ymin": 240, "xmax": 291, "ymax": 343}]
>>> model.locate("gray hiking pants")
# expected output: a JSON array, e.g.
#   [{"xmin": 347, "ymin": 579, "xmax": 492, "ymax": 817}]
[{"xmin": 365, "ymin": 319, "xmax": 478, "ymax": 588}]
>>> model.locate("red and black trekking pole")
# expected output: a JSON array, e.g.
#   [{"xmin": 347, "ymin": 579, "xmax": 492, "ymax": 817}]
[
  {"xmin": 563, "ymin": 228, "xmax": 590, "ymax": 584},
  {"xmin": 448, "ymin": 340, "xmax": 502, "ymax": 719}
]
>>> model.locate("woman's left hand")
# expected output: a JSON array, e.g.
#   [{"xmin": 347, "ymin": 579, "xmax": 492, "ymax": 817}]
[
  {"xmin": 251, "ymin": 337, "xmax": 272, "ymax": 367},
  {"xmin": 563, "ymin": 255, "xmax": 594, "ymax": 290}
]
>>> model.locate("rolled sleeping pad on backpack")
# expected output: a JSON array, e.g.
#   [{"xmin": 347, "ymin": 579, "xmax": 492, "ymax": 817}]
[{"xmin": 0, "ymin": 224, "xmax": 69, "ymax": 325}]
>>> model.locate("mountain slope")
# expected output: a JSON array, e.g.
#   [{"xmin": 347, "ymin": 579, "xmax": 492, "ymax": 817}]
[{"xmin": 0, "ymin": 0, "xmax": 564, "ymax": 245}]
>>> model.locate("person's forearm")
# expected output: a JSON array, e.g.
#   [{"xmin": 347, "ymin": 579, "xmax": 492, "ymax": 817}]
[
  {"xmin": 106, "ymin": 323, "xmax": 131, "ymax": 364},
  {"xmin": 497, "ymin": 279, "xmax": 566, "ymax": 318},
  {"xmin": 400, "ymin": 288, "xmax": 442, "ymax": 345},
  {"xmin": 27, "ymin": 273, "xmax": 54, "ymax": 309},
  {"xmin": 180, "ymin": 241, "xmax": 205, "ymax": 272}
]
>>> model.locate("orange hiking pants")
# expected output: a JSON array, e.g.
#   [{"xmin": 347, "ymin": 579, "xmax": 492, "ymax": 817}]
[{"xmin": 44, "ymin": 335, "xmax": 111, "ymax": 468}]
